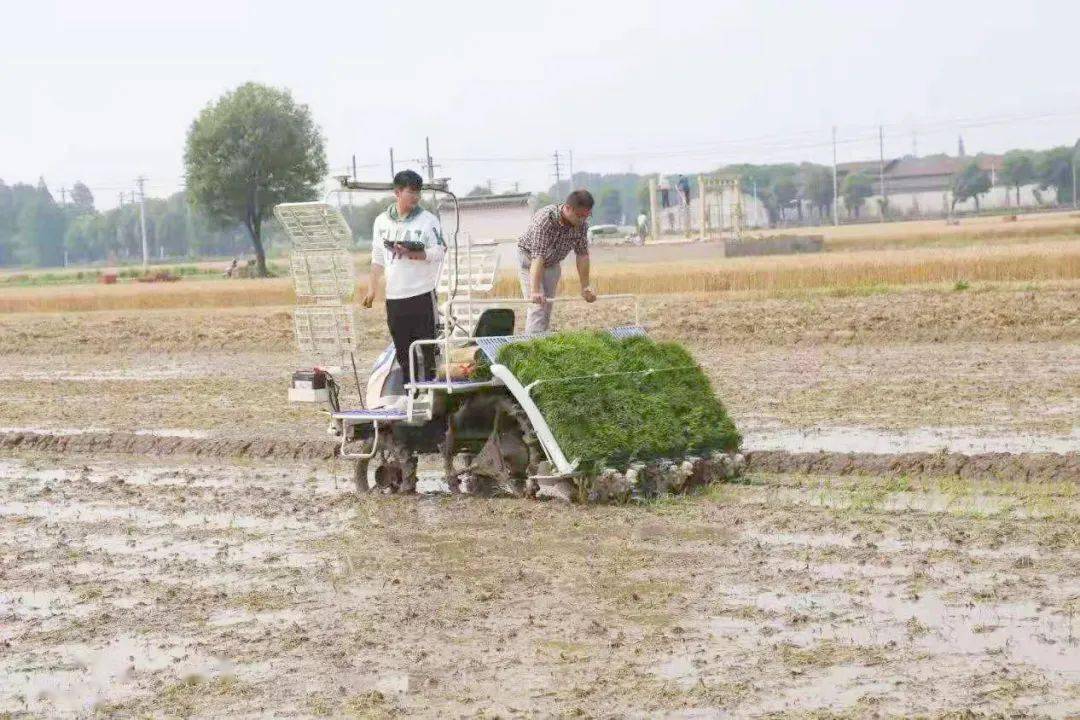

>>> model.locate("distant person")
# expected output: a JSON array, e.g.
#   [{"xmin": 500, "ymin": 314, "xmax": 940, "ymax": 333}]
[
  {"xmin": 517, "ymin": 189, "xmax": 597, "ymax": 334},
  {"xmin": 677, "ymin": 175, "xmax": 691, "ymax": 205},
  {"xmin": 224, "ymin": 257, "xmax": 238, "ymax": 278},
  {"xmin": 362, "ymin": 170, "xmax": 446, "ymax": 392},
  {"xmin": 636, "ymin": 211, "xmax": 649, "ymax": 243}
]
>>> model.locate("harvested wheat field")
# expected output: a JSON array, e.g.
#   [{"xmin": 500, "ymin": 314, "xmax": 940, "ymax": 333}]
[{"xmin": 1, "ymin": 232, "xmax": 1078, "ymax": 717}]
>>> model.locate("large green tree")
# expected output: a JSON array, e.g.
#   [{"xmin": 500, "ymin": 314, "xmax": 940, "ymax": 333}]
[
  {"xmin": 952, "ymin": 162, "xmax": 991, "ymax": 212},
  {"xmin": 771, "ymin": 177, "xmax": 798, "ymax": 222},
  {"xmin": 0, "ymin": 180, "xmax": 15, "ymax": 265},
  {"xmin": 1000, "ymin": 150, "xmax": 1035, "ymax": 206},
  {"xmin": 804, "ymin": 167, "xmax": 834, "ymax": 222},
  {"xmin": 70, "ymin": 181, "xmax": 95, "ymax": 214},
  {"xmin": 841, "ymin": 172, "xmax": 873, "ymax": 219},
  {"xmin": 184, "ymin": 82, "xmax": 327, "ymax": 276},
  {"xmin": 1035, "ymin": 146, "xmax": 1076, "ymax": 205},
  {"xmin": 16, "ymin": 185, "xmax": 66, "ymax": 266}
]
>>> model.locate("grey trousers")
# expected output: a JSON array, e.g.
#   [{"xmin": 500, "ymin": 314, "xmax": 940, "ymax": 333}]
[{"xmin": 518, "ymin": 250, "xmax": 561, "ymax": 334}]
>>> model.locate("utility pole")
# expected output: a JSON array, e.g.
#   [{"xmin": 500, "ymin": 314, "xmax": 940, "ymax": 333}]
[
  {"xmin": 389, "ymin": 147, "xmax": 395, "ymax": 178},
  {"xmin": 59, "ymin": 187, "xmax": 67, "ymax": 206},
  {"xmin": 118, "ymin": 192, "xmax": 125, "ymax": 208},
  {"xmin": 135, "ymin": 176, "xmax": 149, "ymax": 269},
  {"xmin": 352, "ymin": 154, "xmax": 358, "ymax": 182},
  {"xmin": 424, "ymin": 136, "xmax": 435, "ymax": 184},
  {"xmin": 552, "ymin": 151, "xmax": 562, "ymax": 197},
  {"xmin": 412, "ymin": 138, "xmax": 439, "ymax": 206},
  {"xmin": 567, "ymin": 149, "xmax": 574, "ymax": 192},
  {"xmin": 831, "ymin": 126, "xmax": 839, "ymax": 226},
  {"xmin": 486, "ymin": 178, "xmax": 493, "ymax": 193},
  {"xmin": 878, "ymin": 125, "xmax": 887, "ymax": 223},
  {"xmin": 513, "ymin": 181, "xmax": 520, "ymax": 193},
  {"xmin": 697, "ymin": 175, "xmax": 707, "ymax": 242},
  {"xmin": 648, "ymin": 176, "xmax": 660, "ymax": 243},
  {"xmin": 752, "ymin": 178, "xmax": 758, "ymax": 227},
  {"xmin": 912, "ymin": 129, "xmax": 918, "ymax": 157}
]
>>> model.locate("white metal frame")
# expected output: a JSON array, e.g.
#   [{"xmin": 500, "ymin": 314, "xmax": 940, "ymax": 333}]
[{"xmin": 294, "ymin": 181, "xmax": 643, "ymax": 480}]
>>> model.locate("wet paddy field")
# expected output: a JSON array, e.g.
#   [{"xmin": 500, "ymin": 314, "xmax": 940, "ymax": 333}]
[
  {"xmin": 2, "ymin": 455, "xmax": 1080, "ymax": 718},
  {"xmin": 0, "ymin": 282, "xmax": 1077, "ymax": 717}
]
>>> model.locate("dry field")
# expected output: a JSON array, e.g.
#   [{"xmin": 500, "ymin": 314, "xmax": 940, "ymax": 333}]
[
  {"xmin": 2, "ymin": 237, "xmax": 1078, "ymax": 313},
  {"xmin": 0, "ymin": 283, "xmax": 1076, "ymax": 444},
  {"xmin": 1, "ymin": 224, "xmax": 1078, "ymax": 718}
]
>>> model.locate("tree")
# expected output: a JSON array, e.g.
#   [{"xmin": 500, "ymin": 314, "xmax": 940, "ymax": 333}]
[
  {"xmin": 1000, "ymin": 150, "xmax": 1035, "ymax": 206},
  {"xmin": 16, "ymin": 188, "xmax": 66, "ymax": 266},
  {"xmin": 804, "ymin": 167, "xmax": 834, "ymax": 222},
  {"xmin": 771, "ymin": 177, "xmax": 798, "ymax": 223},
  {"xmin": 184, "ymin": 82, "xmax": 327, "ymax": 276},
  {"xmin": 841, "ymin": 172, "xmax": 873, "ymax": 219},
  {"xmin": 952, "ymin": 161, "xmax": 991, "ymax": 212},
  {"xmin": 596, "ymin": 187, "xmax": 622, "ymax": 225},
  {"xmin": 466, "ymin": 185, "xmax": 492, "ymax": 197},
  {"xmin": 637, "ymin": 182, "xmax": 651, "ymax": 214},
  {"xmin": 70, "ymin": 182, "xmax": 95, "ymax": 214},
  {"xmin": 1035, "ymin": 146, "xmax": 1075, "ymax": 205},
  {"xmin": 0, "ymin": 179, "xmax": 14, "ymax": 265}
]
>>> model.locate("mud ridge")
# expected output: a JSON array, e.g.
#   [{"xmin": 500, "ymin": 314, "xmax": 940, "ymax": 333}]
[
  {"xmin": 0, "ymin": 430, "xmax": 338, "ymax": 461},
  {"xmin": 2, "ymin": 430, "xmax": 1077, "ymax": 482},
  {"xmin": 745, "ymin": 449, "xmax": 1079, "ymax": 482}
]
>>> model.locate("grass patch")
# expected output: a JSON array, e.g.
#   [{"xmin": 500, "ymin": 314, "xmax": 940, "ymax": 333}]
[
  {"xmin": 156, "ymin": 674, "xmax": 253, "ymax": 716},
  {"xmin": 779, "ymin": 640, "xmax": 886, "ymax": 669},
  {"xmin": 494, "ymin": 331, "xmax": 740, "ymax": 473}
]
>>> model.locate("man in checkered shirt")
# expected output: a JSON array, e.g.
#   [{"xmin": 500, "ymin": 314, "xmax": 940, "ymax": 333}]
[{"xmin": 517, "ymin": 189, "xmax": 597, "ymax": 333}]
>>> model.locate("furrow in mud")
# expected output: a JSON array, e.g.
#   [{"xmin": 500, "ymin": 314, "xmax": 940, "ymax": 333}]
[{"xmin": 1, "ymin": 430, "xmax": 1076, "ymax": 482}]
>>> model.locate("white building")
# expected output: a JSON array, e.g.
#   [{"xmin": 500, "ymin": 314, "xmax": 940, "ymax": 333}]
[
  {"xmin": 839, "ymin": 155, "xmax": 1050, "ymax": 219},
  {"xmin": 438, "ymin": 193, "xmax": 538, "ymax": 242}
]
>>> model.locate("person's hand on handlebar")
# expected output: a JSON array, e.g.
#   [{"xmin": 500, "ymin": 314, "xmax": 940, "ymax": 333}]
[{"xmin": 531, "ymin": 293, "xmax": 546, "ymax": 305}]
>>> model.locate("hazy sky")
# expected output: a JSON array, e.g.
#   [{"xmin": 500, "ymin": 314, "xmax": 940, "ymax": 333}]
[{"xmin": 6, "ymin": 0, "xmax": 1080, "ymax": 207}]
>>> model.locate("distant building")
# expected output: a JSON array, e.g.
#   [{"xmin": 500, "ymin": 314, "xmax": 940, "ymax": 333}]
[
  {"xmin": 838, "ymin": 154, "xmax": 1048, "ymax": 219},
  {"xmin": 438, "ymin": 193, "xmax": 538, "ymax": 243}
]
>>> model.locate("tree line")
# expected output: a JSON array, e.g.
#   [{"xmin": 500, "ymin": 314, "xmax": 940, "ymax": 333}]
[
  {"xmin": 0, "ymin": 178, "xmax": 268, "ymax": 268},
  {"xmin": 5, "ymin": 77, "xmax": 1079, "ymax": 270},
  {"xmin": 549, "ymin": 143, "xmax": 1079, "ymax": 226}
]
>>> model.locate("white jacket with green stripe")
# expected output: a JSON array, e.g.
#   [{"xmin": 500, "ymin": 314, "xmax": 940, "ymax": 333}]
[{"xmin": 370, "ymin": 204, "xmax": 446, "ymax": 300}]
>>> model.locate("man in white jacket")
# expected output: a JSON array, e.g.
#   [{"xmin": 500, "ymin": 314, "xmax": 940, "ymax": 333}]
[{"xmin": 362, "ymin": 170, "xmax": 446, "ymax": 383}]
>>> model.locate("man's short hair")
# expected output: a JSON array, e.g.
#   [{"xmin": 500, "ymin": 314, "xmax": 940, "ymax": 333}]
[
  {"xmin": 565, "ymin": 189, "xmax": 594, "ymax": 210},
  {"xmin": 393, "ymin": 170, "xmax": 424, "ymax": 191}
]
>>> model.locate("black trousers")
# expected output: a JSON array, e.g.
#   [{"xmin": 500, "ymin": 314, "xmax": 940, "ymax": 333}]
[{"xmin": 385, "ymin": 291, "xmax": 437, "ymax": 382}]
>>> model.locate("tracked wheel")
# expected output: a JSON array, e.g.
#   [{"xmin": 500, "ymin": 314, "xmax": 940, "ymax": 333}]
[
  {"xmin": 463, "ymin": 396, "xmax": 543, "ymax": 497},
  {"xmin": 353, "ymin": 429, "xmax": 418, "ymax": 495}
]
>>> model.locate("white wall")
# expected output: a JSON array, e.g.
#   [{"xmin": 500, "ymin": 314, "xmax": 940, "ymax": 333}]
[
  {"xmin": 654, "ymin": 189, "xmax": 769, "ymax": 233},
  {"xmin": 440, "ymin": 202, "xmax": 535, "ymax": 243},
  {"xmin": 853, "ymin": 183, "xmax": 1051, "ymax": 218}
]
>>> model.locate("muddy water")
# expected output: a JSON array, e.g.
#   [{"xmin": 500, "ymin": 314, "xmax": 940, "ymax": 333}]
[
  {"xmin": 744, "ymin": 424, "xmax": 1080, "ymax": 454},
  {"xmin": 3, "ymin": 455, "xmax": 1080, "ymax": 717}
]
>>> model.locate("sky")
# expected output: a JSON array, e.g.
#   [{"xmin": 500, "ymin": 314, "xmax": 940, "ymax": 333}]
[{"xmin": 5, "ymin": 0, "xmax": 1080, "ymax": 208}]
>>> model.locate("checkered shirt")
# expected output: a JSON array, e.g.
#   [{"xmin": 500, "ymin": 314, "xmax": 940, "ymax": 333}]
[{"xmin": 517, "ymin": 204, "xmax": 589, "ymax": 267}]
